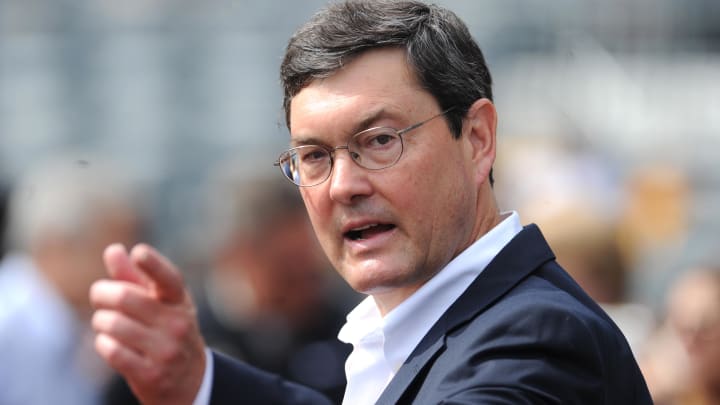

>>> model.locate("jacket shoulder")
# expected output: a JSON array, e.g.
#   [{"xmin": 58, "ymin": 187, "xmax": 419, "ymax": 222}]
[{"xmin": 409, "ymin": 261, "xmax": 652, "ymax": 404}]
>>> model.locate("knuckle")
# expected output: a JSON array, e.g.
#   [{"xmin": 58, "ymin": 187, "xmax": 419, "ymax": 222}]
[
  {"xmin": 141, "ymin": 365, "xmax": 163, "ymax": 386},
  {"xmin": 93, "ymin": 310, "xmax": 116, "ymax": 332},
  {"xmin": 106, "ymin": 347, "xmax": 123, "ymax": 365},
  {"xmin": 89, "ymin": 280, "xmax": 113, "ymax": 306},
  {"xmin": 115, "ymin": 286, "xmax": 132, "ymax": 304},
  {"xmin": 157, "ymin": 342, "xmax": 180, "ymax": 364},
  {"xmin": 88, "ymin": 282, "xmax": 101, "ymax": 304},
  {"xmin": 99, "ymin": 337, "xmax": 125, "ymax": 367},
  {"xmin": 168, "ymin": 317, "xmax": 191, "ymax": 339},
  {"xmin": 105, "ymin": 312, "xmax": 122, "ymax": 332},
  {"xmin": 91, "ymin": 310, "xmax": 105, "ymax": 332}
]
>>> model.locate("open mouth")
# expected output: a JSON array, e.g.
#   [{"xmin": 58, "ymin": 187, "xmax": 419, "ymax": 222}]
[{"xmin": 344, "ymin": 223, "xmax": 396, "ymax": 241}]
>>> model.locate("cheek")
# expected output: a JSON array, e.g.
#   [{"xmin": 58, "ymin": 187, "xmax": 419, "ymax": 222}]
[
  {"xmin": 394, "ymin": 154, "xmax": 468, "ymax": 220},
  {"xmin": 300, "ymin": 189, "xmax": 325, "ymax": 226},
  {"xmin": 386, "ymin": 156, "xmax": 437, "ymax": 207}
]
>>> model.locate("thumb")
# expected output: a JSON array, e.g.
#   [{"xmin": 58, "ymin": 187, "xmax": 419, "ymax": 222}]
[{"xmin": 130, "ymin": 244, "xmax": 186, "ymax": 304}]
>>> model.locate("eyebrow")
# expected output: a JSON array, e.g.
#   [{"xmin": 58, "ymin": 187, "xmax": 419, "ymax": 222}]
[{"xmin": 290, "ymin": 107, "xmax": 400, "ymax": 147}]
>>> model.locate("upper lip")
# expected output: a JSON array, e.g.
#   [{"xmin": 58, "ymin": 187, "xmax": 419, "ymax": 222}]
[{"xmin": 341, "ymin": 218, "xmax": 394, "ymax": 236}]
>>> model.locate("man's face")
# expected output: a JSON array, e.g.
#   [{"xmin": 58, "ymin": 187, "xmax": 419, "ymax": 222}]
[
  {"xmin": 669, "ymin": 273, "xmax": 720, "ymax": 385},
  {"xmin": 289, "ymin": 48, "xmax": 482, "ymax": 309}
]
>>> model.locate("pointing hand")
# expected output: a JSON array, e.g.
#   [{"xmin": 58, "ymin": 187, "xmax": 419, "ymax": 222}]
[{"xmin": 90, "ymin": 244, "xmax": 207, "ymax": 405}]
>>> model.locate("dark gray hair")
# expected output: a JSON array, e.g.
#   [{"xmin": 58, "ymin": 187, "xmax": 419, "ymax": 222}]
[
  {"xmin": 280, "ymin": 0, "xmax": 493, "ymax": 139},
  {"xmin": 280, "ymin": 0, "xmax": 494, "ymax": 184}
]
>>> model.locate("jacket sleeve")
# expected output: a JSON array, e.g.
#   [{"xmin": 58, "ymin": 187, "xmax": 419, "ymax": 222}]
[{"xmin": 209, "ymin": 351, "xmax": 334, "ymax": 405}]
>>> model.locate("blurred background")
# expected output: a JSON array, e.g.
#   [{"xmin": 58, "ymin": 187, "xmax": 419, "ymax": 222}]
[{"xmin": 1, "ymin": 1, "xmax": 719, "ymax": 404}]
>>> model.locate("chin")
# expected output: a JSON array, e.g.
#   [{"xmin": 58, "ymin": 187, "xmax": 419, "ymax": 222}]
[
  {"xmin": 343, "ymin": 267, "xmax": 416, "ymax": 297},
  {"xmin": 343, "ymin": 273, "xmax": 381, "ymax": 295},
  {"xmin": 339, "ymin": 266, "xmax": 389, "ymax": 294}
]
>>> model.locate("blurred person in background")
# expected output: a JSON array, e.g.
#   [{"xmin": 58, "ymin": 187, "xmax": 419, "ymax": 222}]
[
  {"xmin": 618, "ymin": 164, "xmax": 692, "ymax": 313},
  {"xmin": 105, "ymin": 168, "xmax": 355, "ymax": 404},
  {"xmin": 495, "ymin": 137, "xmax": 656, "ymax": 353},
  {"xmin": 664, "ymin": 268, "xmax": 720, "ymax": 404},
  {"xmin": 196, "ymin": 167, "xmax": 355, "ymax": 402},
  {"xmin": 0, "ymin": 157, "xmax": 143, "ymax": 405},
  {"xmin": 540, "ymin": 210, "xmax": 656, "ymax": 353}
]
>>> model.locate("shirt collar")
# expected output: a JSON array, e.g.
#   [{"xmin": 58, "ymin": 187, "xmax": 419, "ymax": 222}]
[{"xmin": 338, "ymin": 211, "xmax": 522, "ymax": 371}]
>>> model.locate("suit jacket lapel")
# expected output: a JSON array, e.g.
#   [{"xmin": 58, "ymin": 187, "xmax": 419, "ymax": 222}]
[
  {"xmin": 375, "ymin": 334, "xmax": 446, "ymax": 405},
  {"xmin": 375, "ymin": 224, "xmax": 555, "ymax": 405}
]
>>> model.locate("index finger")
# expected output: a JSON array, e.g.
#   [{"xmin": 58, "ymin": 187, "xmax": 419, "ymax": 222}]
[
  {"xmin": 104, "ymin": 244, "xmax": 150, "ymax": 287},
  {"xmin": 129, "ymin": 244, "xmax": 186, "ymax": 304}
]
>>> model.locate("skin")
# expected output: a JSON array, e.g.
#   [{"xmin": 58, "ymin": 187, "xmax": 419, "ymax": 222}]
[
  {"xmin": 291, "ymin": 48, "xmax": 500, "ymax": 314},
  {"xmin": 668, "ymin": 271, "xmax": 720, "ymax": 399},
  {"xmin": 90, "ymin": 244, "xmax": 207, "ymax": 405},
  {"xmin": 89, "ymin": 47, "xmax": 501, "ymax": 403}
]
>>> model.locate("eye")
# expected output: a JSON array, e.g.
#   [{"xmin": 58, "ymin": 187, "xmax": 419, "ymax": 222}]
[
  {"xmin": 355, "ymin": 129, "xmax": 400, "ymax": 150},
  {"xmin": 298, "ymin": 147, "xmax": 329, "ymax": 163},
  {"xmin": 371, "ymin": 134, "xmax": 395, "ymax": 146}
]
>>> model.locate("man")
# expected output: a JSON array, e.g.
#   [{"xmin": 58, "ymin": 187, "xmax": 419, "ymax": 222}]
[
  {"xmin": 0, "ymin": 158, "xmax": 142, "ymax": 405},
  {"xmin": 90, "ymin": 1, "xmax": 652, "ymax": 404}
]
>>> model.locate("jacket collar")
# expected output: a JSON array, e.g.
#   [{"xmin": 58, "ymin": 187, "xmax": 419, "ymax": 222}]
[{"xmin": 375, "ymin": 224, "xmax": 556, "ymax": 404}]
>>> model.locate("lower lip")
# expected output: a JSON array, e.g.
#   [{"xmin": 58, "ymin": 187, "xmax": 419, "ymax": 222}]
[{"xmin": 345, "ymin": 226, "xmax": 397, "ymax": 253}]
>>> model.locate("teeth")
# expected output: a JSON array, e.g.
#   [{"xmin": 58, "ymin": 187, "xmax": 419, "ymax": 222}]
[{"xmin": 351, "ymin": 223, "xmax": 377, "ymax": 232}]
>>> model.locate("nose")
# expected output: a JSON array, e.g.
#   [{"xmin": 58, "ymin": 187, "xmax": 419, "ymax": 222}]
[{"xmin": 328, "ymin": 151, "xmax": 373, "ymax": 205}]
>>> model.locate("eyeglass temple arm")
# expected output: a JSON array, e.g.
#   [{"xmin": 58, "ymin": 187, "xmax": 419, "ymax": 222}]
[{"xmin": 397, "ymin": 106, "xmax": 455, "ymax": 136}]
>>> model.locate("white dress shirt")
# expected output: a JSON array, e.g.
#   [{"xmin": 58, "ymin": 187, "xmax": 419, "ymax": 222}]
[
  {"xmin": 338, "ymin": 211, "xmax": 521, "ymax": 405},
  {"xmin": 193, "ymin": 212, "xmax": 522, "ymax": 404}
]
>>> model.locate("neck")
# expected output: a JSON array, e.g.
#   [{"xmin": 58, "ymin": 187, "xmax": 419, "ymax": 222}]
[{"xmin": 469, "ymin": 184, "xmax": 502, "ymax": 243}]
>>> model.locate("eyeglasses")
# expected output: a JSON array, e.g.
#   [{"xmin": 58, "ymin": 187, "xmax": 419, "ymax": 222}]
[{"xmin": 274, "ymin": 107, "xmax": 454, "ymax": 187}]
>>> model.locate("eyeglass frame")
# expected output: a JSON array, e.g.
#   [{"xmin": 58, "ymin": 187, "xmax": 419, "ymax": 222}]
[{"xmin": 274, "ymin": 107, "xmax": 456, "ymax": 187}]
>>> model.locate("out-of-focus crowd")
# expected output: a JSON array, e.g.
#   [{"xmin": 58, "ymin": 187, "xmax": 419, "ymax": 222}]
[
  {"xmin": 0, "ymin": 141, "xmax": 717, "ymax": 404},
  {"xmin": 495, "ymin": 137, "xmax": 720, "ymax": 405},
  {"xmin": 0, "ymin": 155, "xmax": 357, "ymax": 405}
]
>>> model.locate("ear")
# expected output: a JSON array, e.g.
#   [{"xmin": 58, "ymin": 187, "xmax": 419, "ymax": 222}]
[{"xmin": 462, "ymin": 98, "xmax": 497, "ymax": 186}]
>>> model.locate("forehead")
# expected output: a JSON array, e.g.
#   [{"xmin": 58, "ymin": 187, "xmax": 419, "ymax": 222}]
[{"xmin": 288, "ymin": 48, "xmax": 436, "ymax": 139}]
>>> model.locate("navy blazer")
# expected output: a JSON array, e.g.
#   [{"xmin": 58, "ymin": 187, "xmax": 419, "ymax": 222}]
[{"xmin": 209, "ymin": 224, "xmax": 652, "ymax": 404}]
